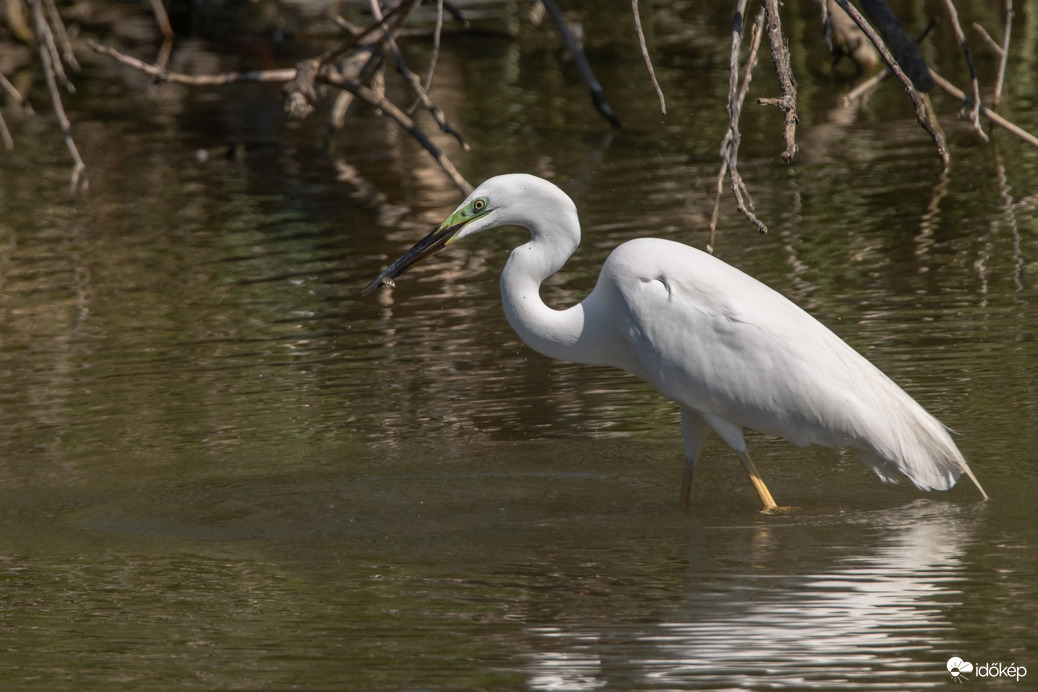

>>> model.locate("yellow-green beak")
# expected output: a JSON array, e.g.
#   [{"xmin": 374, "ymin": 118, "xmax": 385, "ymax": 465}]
[{"xmin": 362, "ymin": 202, "xmax": 485, "ymax": 295}]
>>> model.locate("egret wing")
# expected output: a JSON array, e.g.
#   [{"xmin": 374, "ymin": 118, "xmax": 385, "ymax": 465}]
[{"xmin": 597, "ymin": 238, "xmax": 970, "ymax": 492}]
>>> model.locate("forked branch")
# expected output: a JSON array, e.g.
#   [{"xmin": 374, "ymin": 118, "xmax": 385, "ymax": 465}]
[
  {"xmin": 88, "ymin": 37, "xmax": 473, "ymax": 194},
  {"xmin": 831, "ymin": 0, "xmax": 948, "ymax": 164},
  {"xmin": 758, "ymin": 0, "xmax": 798, "ymax": 163},
  {"xmin": 28, "ymin": 0, "xmax": 85, "ymax": 199},
  {"xmin": 711, "ymin": 0, "xmax": 768, "ymax": 240}
]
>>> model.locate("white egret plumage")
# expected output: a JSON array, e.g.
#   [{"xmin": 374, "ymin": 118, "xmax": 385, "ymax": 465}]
[{"xmin": 364, "ymin": 174, "xmax": 987, "ymax": 511}]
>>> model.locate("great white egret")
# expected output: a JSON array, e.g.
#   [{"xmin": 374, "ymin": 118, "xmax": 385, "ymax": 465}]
[{"xmin": 364, "ymin": 174, "xmax": 987, "ymax": 511}]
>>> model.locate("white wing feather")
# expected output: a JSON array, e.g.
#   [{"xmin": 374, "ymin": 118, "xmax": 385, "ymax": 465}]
[{"xmin": 593, "ymin": 238, "xmax": 976, "ymax": 493}]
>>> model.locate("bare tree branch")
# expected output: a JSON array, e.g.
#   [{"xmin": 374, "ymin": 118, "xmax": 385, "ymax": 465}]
[
  {"xmin": 43, "ymin": 0, "xmax": 79, "ymax": 70},
  {"xmin": 392, "ymin": 47, "xmax": 469, "ymax": 150},
  {"xmin": 88, "ymin": 37, "xmax": 473, "ymax": 194},
  {"xmin": 318, "ymin": 0, "xmax": 419, "ymax": 67},
  {"xmin": 857, "ymin": 0, "xmax": 932, "ymax": 91},
  {"xmin": 149, "ymin": 0, "xmax": 174, "ymax": 41},
  {"xmin": 632, "ymin": 0, "xmax": 665, "ymax": 115},
  {"xmin": 148, "ymin": 0, "xmax": 175, "ymax": 72},
  {"xmin": 0, "ymin": 70, "xmax": 33, "ymax": 113},
  {"xmin": 412, "ymin": 0, "xmax": 445, "ymax": 110},
  {"xmin": 540, "ymin": 0, "xmax": 622, "ymax": 129},
  {"xmin": 29, "ymin": 0, "xmax": 85, "ymax": 199},
  {"xmin": 994, "ymin": 0, "xmax": 1012, "ymax": 108},
  {"xmin": 758, "ymin": 0, "xmax": 798, "ymax": 163},
  {"xmin": 842, "ymin": 19, "xmax": 935, "ymax": 105},
  {"xmin": 36, "ymin": 0, "xmax": 74, "ymax": 93},
  {"xmin": 941, "ymin": 0, "xmax": 986, "ymax": 141},
  {"xmin": 368, "ymin": 0, "xmax": 467, "ymax": 151},
  {"xmin": 321, "ymin": 65, "xmax": 472, "ymax": 194},
  {"xmin": 0, "ymin": 109, "xmax": 12, "ymax": 150},
  {"xmin": 832, "ymin": 0, "xmax": 948, "ymax": 165},
  {"xmin": 297, "ymin": 1, "xmax": 417, "ymax": 129},
  {"xmin": 712, "ymin": 0, "xmax": 768, "ymax": 240},
  {"xmin": 89, "ymin": 40, "xmax": 296, "ymax": 84},
  {"xmin": 930, "ymin": 69, "xmax": 1038, "ymax": 149},
  {"xmin": 0, "ymin": 70, "xmax": 33, "ymax": 149},
  {"xmin": 971, "ymin": 22, "xmax": 1003, "ymax": 56}
]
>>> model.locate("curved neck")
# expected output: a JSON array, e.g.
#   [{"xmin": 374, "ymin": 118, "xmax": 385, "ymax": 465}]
[{"xmin": 498, "ymin": 205, "xmax": 590, "ymax": 363}]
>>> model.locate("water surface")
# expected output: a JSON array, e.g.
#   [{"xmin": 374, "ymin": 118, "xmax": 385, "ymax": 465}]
[{"xmin": 1, "ymin": 1, "xmax": 1037, "ymax": 689}]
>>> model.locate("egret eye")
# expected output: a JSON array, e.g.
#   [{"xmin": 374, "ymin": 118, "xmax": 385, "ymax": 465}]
[{"xmin": 473, "ymin": 198, "xmax": 487, "ymax": 212}]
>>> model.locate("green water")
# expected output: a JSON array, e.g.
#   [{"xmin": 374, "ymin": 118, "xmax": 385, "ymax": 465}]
[{"xmin": 1, "ymin": 1, "xmax": 1037, "ymax": 689}]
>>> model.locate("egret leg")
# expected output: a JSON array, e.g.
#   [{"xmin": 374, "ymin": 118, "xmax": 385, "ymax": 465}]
[
  {"xmin": 700, "ymin": 413, "xmax": 779, "ymax": 511},
  {"xmin": 679, "ymin": 407, "xmax": 711, "ymax": 506},
  {"xmin": 736, "ymin": 450, "xmax": 778, "ymax": 512},
  {"xmin": 680, "ymin": 460, "xmax": 695, "ymax": 507}
]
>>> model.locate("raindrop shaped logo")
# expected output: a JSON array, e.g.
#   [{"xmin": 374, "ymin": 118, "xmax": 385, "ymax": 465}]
[{"xmin": 947, "ymin": 656, "xmax": 974, "ymax": 683}]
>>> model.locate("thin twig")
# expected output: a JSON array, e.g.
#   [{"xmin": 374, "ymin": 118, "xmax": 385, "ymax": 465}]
[
  {"xmin": 30, "ymin": 0, "xmax": 85, "ymax": 198},
  {"xmin": 712, "ymin": 0, "xmax": 768, "ymax": 239},
  {"xmin": 843, "ymin": 69, "xmax": 886, "ymax": 104},
  {"xmin": 736, "ymin": 11, "xmax": 766, "ymax": 128},
  {"xmin": 392, "ymin": 47, "xmax": 469, "ymax": 149},
  {"xmin": 305, "ymin": 0, "xmax": 413, "ymax": 128},
  {"xmin": 632, "ymin": 0, "xmax": 665, "ymax": 115},
  {"xmin": 971, "ymin": 22, "xmax": 1003, "ymax": 56},
  {"xmin": 416, "ymin": 0, "xmax": 445, "ymax": 103},
  {"xmin": 941, "ymin": 0, "xmax": 986, "ymax": 141},
  {"xmin": 43, "ymin": 0, "xmax": 79, "ymax": 71},
  {"xmin": 0, "ymin": 71, "xmax": 33, "ymax": 113},
  {"xmin": 730, "ymin": 8, "xmax": 766, "ymax": 230},
  {"xmin": 540, "ymin": 0, "xmax": 622, "ymax": 129},
  {"xmin": 442, "ymin": 1, "xmax": 468, "ymax": 27},
  {"xmin": 88, "ymin": 40, "xmax": 472, "ymax": 194},
  {"xmin": 858, "ymin": 0, "xmax": 931, "ymax": 91},
  {"xmin": 832, "ymin": 0, "xmax": 948, "ymax": 165},
  {"xmin": 318, "ymin": 0, "xmax": 419, "ymax": 67},
  {"xmin": 370, "ymin": 0, "xmax": 467, "ymax": 150},
  {"xmin": 89, "ymin": 40, "xmax": 296, "ymax": 83},
  {"xmin": 321, "ymin": 66, "xmax": 472, "ymax": 194},
  {"xmin": 843, "ymin": 19, "xmax": 936, "ymax": 105},
  {"xmin": 718, "ymin": 0, "xmax": 745, "ymax": 208},
  {"xmin": 820, "ymin": 0, "xmax": 832, "ymax": 52},
  {"xmin": 149, "ymin": 0, "xmax": 175, "ymax": 73},
  {"xmin": 994, "ymin": 0, "xmax": 1012, "ymax": 108},
  {"xmin": 0, "ymin": 111, "xmax": 12, "ymax": 150},
  {"xmin": 154, "ymin": 38, "xmax": 174, "ymax": 75},
  {"xmin": 324, "ymin": 9, "xmax": 397, "ymax": 134},
  {"xmin": 150, "ymin": 0, "xmax": 174, "ymax": 40},
  {"xmin": 36, "ymin": 0, "xmax": 74, "ymax": 93},
  {"xmin": 758, "ymin": 0, "xmax": 797, "ymax": 163},
  {"xmin": 930, "ymin": 69, "xmax": 1038, "ymax": 149}
]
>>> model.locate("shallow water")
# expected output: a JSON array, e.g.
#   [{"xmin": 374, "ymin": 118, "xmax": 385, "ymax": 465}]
[{"xmin": 1, "ymin": 1, "xmax": 1037, "ymax": 689}]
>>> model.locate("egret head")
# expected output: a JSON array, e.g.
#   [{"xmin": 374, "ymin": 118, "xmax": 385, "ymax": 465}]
[{"xmin": 362, "ymin": 174, "xmax": 572, "ymax": 295}]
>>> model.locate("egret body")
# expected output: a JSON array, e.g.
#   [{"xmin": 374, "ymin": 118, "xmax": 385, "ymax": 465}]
[{"xmin": 365, "ymin": 174, "xmax": 986, "ymax": 510}]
